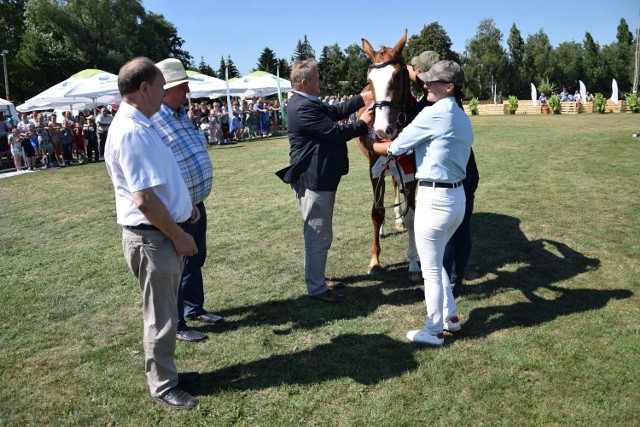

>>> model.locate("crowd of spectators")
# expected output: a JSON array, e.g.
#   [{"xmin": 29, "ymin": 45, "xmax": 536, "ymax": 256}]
[
  {"xmin": 0, "ymin": 93, "xmax": 359, "ymax": 172},
  {"xmin": 0, "ymin": 106, "xmax": 116, "ymax": 171},
  {"xmin": 188, "ymin": 97, "xmax": 285, "ymax": 144}
]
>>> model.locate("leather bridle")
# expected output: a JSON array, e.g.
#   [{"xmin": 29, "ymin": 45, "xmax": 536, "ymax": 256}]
[{"xmin": 367, "ymin": 58, "xmax": 410, "ymax": 128}]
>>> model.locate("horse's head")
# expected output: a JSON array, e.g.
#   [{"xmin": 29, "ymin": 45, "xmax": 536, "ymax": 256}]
[{"xmin": 362, "ymin": 30, "xmax": 410, "ymax": 141}]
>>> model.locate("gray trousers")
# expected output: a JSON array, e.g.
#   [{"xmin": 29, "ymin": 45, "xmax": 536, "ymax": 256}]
[
  {"xmin": 122, "ymin": 228, "xmax": 184, "ymax": 398},
  {"xmin": 292, "ymin": 184, "xmax": 336, "ymax": 296}
]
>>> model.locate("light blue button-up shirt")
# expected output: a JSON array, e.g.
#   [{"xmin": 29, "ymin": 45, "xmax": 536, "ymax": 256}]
[{"xmin": 388, "ymin": 96, "xmax": 473, "ymax": 182}]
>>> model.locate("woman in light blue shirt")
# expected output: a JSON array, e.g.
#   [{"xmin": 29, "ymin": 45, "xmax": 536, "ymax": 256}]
[{"xmin": 365, "ymin": 60, "xmax": 473, "ymax": 346}]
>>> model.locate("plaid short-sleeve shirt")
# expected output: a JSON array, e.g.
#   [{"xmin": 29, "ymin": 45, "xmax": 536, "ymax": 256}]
[{"xmin": 152, "ymin": 104, "xmax": 213, "ymax": 205}]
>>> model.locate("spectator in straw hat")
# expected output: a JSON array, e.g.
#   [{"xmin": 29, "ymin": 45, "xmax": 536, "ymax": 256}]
[{"xmin": 152, "ymin": 58, "xmax": 221, "ymax": 343}]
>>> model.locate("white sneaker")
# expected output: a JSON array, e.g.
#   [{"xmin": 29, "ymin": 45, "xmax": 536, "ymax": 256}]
[
  {"xmin": 407, "ymin": 329, "xmax": 444, "ymax": 346},
  {"xmin": 444, "ymin": 316, "xmax": 462, "ymax": 332}
]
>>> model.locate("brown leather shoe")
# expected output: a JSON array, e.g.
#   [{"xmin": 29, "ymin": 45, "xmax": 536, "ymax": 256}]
[
  {"xmin": 325, "ymin": 278, "xmax": 345, "ymax": 290},
  {"xmin": 309, "ymin": 289, "xmax": 345, "ymax": 303},
  {"xmin": 153, "ymin": 387, "xmax": 198, "ymax": 409}
]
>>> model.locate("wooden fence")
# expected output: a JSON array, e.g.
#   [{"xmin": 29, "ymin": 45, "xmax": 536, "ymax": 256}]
[{"xmin": 462, "ymin": 100, "xmax": 634, "ymax": 116}]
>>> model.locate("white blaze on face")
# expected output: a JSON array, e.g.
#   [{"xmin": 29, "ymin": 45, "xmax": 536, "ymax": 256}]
[{"xmin": 368, "ymin": 65, "xmax": 395, "ymax": 140}]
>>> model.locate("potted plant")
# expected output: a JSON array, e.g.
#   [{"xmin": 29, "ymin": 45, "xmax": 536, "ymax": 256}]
[
  {"xmin": 593, "ymin": 93, "xmax": 607, "ymax": 114},
  {"xmin": 469, "ymin": 97, "xmax": 479, "ymax": 115},
  {"xmin": 625, "ymin": 92, "xmax": 640, "ymax": 113},
  {"xmin": 507, "ymin": 95, "xmax": 518, "ymax": 114},
  {"xmin": 547, "ymin": 95, "xmax": 561, "ymax": 114},
  {"xmin": 537, "ymin": 78, "xmax": 557, "ymax": 100}
]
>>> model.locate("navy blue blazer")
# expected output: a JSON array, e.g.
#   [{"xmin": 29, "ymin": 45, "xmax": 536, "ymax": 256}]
[{"xmin": 276, "ymin": 93, "xmax": 368, "ymax": 191}]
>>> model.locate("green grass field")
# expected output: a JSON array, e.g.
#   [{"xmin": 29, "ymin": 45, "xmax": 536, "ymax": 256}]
[{"xmin": 1, "ymin": 114, "xmax": 639, "ymax": 426}]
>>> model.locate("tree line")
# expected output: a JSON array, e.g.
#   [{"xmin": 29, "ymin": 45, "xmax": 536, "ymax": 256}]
[{"xmin": 1, "ymin": 0, "xmax": 636, "ymax": 102}]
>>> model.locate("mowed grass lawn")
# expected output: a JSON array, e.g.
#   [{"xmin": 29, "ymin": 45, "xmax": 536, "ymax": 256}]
[{"xmin": 0, "ymin": 114, "xmax": 638, "ymax": 426}]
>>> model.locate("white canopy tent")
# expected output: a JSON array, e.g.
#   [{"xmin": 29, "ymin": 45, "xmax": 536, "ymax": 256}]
[
  {"xmin": 0, "ymin": 98, "xmax": 18, "ymax": 118},
  {"xmin": 17, "ymin": 69, "xmax": 119, "ymax": 112},
  {"xmin": 228, "ymin": 71, "xmax": 292, "ymax": 98},
  {"xmin": 64, "ymin": 70, "xmax": 120, "ymax": 100},
  {"xmin": 187, "ymin": 70, "xmax": 245, "ymax": 98}
]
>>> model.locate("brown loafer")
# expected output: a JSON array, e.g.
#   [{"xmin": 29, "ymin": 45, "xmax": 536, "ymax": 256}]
[
  {"xmin": 309, "ymin": 289, "xmax": 345, "ymax": 303},
  {"xmin": 325, "ymin": 278, "xmax": 345, "ymax": 290}
]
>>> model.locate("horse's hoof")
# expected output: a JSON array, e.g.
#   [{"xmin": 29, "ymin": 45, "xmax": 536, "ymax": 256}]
[
  {"xmin": 368, "ymin": 265, "xmax": 383, "ymax": 276},
  {"xmin": 408, "ymin": 272, "xmax": 422, "ymax": 282}
]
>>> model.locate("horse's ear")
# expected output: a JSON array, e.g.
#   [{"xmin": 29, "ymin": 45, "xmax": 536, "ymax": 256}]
[
  {"xmin": 361, "ymin": 38, "xmax": 375, "ymax": 60},
  {"xmin": 391, "ymin": 29, "xmax": 408, "ymax": 57}
]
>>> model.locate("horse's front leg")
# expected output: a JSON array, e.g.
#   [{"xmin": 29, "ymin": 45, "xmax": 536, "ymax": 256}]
[
  {"xmin": 369, "ymin": 177, "xmax": 385, "ymax": 276},
  {"xmin": 404, "ymin": 182, "xmax": 421, "ymax": 282}
]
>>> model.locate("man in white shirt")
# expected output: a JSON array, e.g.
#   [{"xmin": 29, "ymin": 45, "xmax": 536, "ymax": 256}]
[
  {"xmin": 104, "ymin": 57, "xmax": 200, "ymax": 410},
  {"xmin": 96, "ymin": 106, "xmax": 113, "ymax": 159}
]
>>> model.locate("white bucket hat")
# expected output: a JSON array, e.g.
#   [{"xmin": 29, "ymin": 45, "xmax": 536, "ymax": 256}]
[{"xmin": 156, "ymin": 58, "xmax": 189, "ymax": 90}]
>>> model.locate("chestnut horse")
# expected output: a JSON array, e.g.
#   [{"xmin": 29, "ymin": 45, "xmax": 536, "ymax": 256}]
[{"xmin": 356, "ymin": 30, "xmax": 421, "ymax": 281}]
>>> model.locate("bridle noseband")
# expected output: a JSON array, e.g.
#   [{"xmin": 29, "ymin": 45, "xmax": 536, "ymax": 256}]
[{"xmin": 367, "ymin": 58, "xmax": 409, "ymax": 127}]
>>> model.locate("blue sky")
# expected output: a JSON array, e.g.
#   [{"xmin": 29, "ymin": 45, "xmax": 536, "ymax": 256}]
[{"xmin": 143, "ymin": 0, "xmax": 639, "ymax": 75}]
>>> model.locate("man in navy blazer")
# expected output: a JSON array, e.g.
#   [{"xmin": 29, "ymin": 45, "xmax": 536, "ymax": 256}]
[{"xmin": 276, "ymin": 58, "xmax": 374, "ymax": 303}]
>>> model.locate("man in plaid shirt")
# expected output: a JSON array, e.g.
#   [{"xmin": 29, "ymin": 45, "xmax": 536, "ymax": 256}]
[{"xmin": 152, "ymin": 58, "xmax": 222, "ymax": 342}]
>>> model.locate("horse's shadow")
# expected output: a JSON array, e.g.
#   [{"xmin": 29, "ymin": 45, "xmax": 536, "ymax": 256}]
[
  {"xmin": 190, "ymin": 212, "xmax": 630, "ymax": 393},
  {"xmin": 459, "ymin": 213, "xmax": 630, "ymax": 338}
]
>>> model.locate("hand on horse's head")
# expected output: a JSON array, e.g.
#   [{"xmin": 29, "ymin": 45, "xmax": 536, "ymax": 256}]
[{"xmin": 359, "ymin": 108, "xmax": 374, "ymax": 127}]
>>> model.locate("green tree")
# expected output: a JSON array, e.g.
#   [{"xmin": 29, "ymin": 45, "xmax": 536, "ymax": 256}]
[
  {"xmin": 404, "ymin": 22, "xmax": 459, "ymax": 63},
  {"xmin": 506, "ymin": 23, "xmax": 527, "ymax": 98},
  {"xmin": 226, "ymin": 55, "xmax": 240, "ymax": 78},
  {"xmin": 583, "ymin": 32, "xmax": 609, "ymax": 94},
  {"xmin": 524, "ymin": 29, "xmax": 554, "ymax": 87},
  {"xmin": 218, "ymin": 55, "xmax": 227, "ymax": 78},
  {"xmin": 318, "ymin": 44, "xmax": 346, "ymax": 96},
  {"xmin": 0, "ymin": 0, "xmax": 27, "ymax": 99},
  {"xmin": 602, "ymin": 18, "xmax": 634, "ymax": 92},
  {"xmin": 463, "ymin": 18, "xmax": 508, "ymax": 99},
  {"xmin": 551, "ymin": 41, "xmax": 583, "ymax": 92},
  {"xmin": 277, "ymin": 58, "xmax": 291, "ymax": 80},
  {"xmin": 197, "ymin": 57, "xmax": 217, "ymax": 77},
  {"xmin": 292, "ymin": 35, "xmax": 315, "ymax": 61},
  {"xmin": 134, "ymin": 12, "xmax": 193, "ymax": 65},
  {"xmin": 14, "ymin": 30, "xmax": 85, "ymax": 100},
  {"xmin": 342, "ymin": 43, "xmax": 369, "ymax": 95},
  {"xmin": 254, "ymin": 47, "xmax": 278, "ymax": 74},
  {"xmin": 12, "ymin": 0, "xmax": 192, "ymax": 101}
]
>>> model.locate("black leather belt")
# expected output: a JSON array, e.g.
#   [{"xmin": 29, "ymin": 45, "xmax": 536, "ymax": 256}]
[
  {"xmin": 123, "ymin": 223, "xmax": 158, "ymax": 231},
  {"xmin": 123, "ymin": 222, "xmax": 187, "ymax": 231},
  {"xmin": 419, "ymin": 181, "xmax": 463, "ymax": 188}
]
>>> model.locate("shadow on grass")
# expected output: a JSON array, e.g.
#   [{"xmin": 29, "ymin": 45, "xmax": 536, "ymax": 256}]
[
  {"xmin": 192, "ymin": 333, "xmax": 419, "ymax": 394},
  {"xmin": 189, "ymin": 212, "xmax": 631, "ymax": 393},
  {"xmin": 460, "ymin": 212, "xmax": 632, "ymax": 338},
  {"xmin": 201, "ymin": 262, "xmax": 420, "ymax": 335}
]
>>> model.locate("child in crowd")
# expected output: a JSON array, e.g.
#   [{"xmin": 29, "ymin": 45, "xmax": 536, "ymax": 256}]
[
  {"xmin": 22, "ymin": 130, "xmax": 37, "ymax": 170},
  {"xmin": 9, "ymin": 128, "xmax": 23, "ymax": 170},
  {"xmin": 83, "ymin": 115, "xmax": 99, "ymax": 162},
  {"xmin": 72, "ymin": 122, "xmax": 86, "ymax": 162},
  {"xmin": 59, "ymin": 119, "xmax": 73, "ymax": 166}
]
